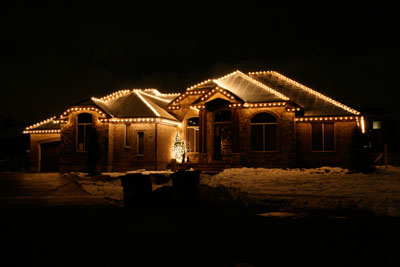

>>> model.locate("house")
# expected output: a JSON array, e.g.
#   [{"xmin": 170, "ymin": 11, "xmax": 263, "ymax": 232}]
[{"xmin": 24, "ymin": 70, "xmax": 364, "ymax": 172}]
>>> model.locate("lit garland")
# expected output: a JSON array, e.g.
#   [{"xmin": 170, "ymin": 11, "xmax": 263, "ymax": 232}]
[
  {"xmin": 60, "ymin": 107, "xmax": 106, "ymax": 118},
  {"xmin": 214, "ymin": 70, "xmax": 290, "ymax": 101},
  {"xmin": 249, "ymin": 71, "xmax": 360, "ymax": 115},
  {"xmin": 242, "ymin": 102, "xmax": 286, "ymax": 108},
  {"xmin": 170, "ymin": 89, "xmax": 209, "ymax": 106},
  {"xmin": 139, "ymin": 91, "xmax": 172, "ymax": 103},
  {"xmin": 23, "ymin": 129, "xmax": 60, "ymax": 134},
  {"xmin": 24, "ymin": 116, "xmax": 57, "ymax": 131},
  {"xmin": 134, "ymin": 90, "xmax": 160, "ymax": 117},
  {"xmin": 92, "ymin": 89, "xmax": 180, "ymax": 103},
  {"xmin": 99, "ymin": 117, "xmax": 181, "ymax": 126},
  {"xmin": 187, "ymin": 79, "xmax": 214, "ymax": 91},
  {"xmin": 92, "ymin": 89, "xmax": 132, "ymax": 102},
  {"xmin": 168, "ymin": 105, "xmax": 180, "ymax": 110},
  {"xmin": 199, "ymin": 87, "xmax": 236, "ymax": 101},
  {"xmin": 286, "ymin": 108, "xmax": 301, "ymax": 112},
  {"xmin": 190, "ymin": 105, "xmax": 206, "ymax": 109},
  {"xmin": 295, "ymin": 116, "xmax": 358, "ymax": 122}
]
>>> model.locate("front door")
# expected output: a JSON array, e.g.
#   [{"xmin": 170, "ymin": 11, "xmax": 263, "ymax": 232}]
[{"xmin": 214, "ymin": 124, "xmax": 232, "ymax": 160}]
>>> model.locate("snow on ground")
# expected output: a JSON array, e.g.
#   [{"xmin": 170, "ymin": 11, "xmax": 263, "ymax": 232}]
[
  {"xmin": 75, "ymin": 170, "xmax": 173, "ymax": 202},
  {"xmin": 73, "ymin": 166, "xmax": 400, "ymax": 216},
  {"xmin": 201, "ymin": 166, "xmax": 400, "ymax": 216},
  {"xmin": 79, "ymin": 179, "xmax": 124, "ymax": 201}
]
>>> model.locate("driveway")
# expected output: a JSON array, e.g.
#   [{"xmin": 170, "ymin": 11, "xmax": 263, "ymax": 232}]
[{"xmin": 0, "ymin": 172, "xmax": 111, "ymax": 207}]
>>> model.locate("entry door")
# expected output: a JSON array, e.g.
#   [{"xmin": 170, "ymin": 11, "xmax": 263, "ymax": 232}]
[{"xmin": 214, "ymin": 124, "xmax": 232, "ymax": 160}]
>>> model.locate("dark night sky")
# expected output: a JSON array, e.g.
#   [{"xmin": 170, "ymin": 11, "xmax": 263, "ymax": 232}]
[{"xmin": 1, "ymin": 2, "xmax": 399, "ymax": 135}]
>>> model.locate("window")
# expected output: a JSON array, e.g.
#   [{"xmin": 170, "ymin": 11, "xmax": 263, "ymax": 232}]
[
  {"xmin": 311, "ymin": 122, "xmax": 335, "ymax": 151},
  {"xmin": 124, "ymin": 124, "xmax": 131, "ymax": 147},
  {"xmin": 187, "ymin": 117, "xmax": 199, "ymax": 152},
  {"xmin": 372, "ymin": 121, "xmax": 381, "ymax": 130},
  {"xmin": 77, "ymin": 113, "xmax": 92, "ymax": 152},
  {"xmin": 250, "ymin": 113, "xmax": 277, "ymax": 151},
  {"xmin": 137, "ymin": 132, "xmax": 144, "ymax": 155}
]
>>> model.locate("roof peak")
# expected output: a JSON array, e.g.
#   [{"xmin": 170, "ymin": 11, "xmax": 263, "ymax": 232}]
[{"xmin": 91, "ymin": 88, "xmax": 179, "ymax": 103}]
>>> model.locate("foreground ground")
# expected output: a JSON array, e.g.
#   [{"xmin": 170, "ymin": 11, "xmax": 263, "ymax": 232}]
[
  {"xmin": 1, "ymin": 172, "xmax": 400, "ymax": 266},
  {"xmin": 78, "ymin": 166, "xmax": 400, "ymax": 217}
]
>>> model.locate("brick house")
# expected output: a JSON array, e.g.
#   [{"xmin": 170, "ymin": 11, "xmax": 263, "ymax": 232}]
[{"xmin": 24, "ymin": 70, "xmax": 364, "ymax": 172}]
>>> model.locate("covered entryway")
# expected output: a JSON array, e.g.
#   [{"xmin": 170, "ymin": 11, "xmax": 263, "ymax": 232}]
[
  {"xmin": 213, "ymin": 109, "xmax": 233, "ymax": 161},
  {"xmin": 40, "ymin": 141, "xmax": 60, "ymax": 172}
]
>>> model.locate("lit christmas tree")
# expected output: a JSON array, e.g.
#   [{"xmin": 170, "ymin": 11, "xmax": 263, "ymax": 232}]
[{"xmin": 172, "ymin": 133, "xmax": 186, "ymax": 163}]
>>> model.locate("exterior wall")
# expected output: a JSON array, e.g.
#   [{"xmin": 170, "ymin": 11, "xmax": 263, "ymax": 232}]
[
  {"xmin": 110, "ymin": 123, "xmax": 155, "ymax": 171},
  {"xmin": 296, "ymin": 121, "xmax": 358, "ymax": 167},
  {"xmin": 29, "ymin": 133, "xmax": 61, "ymax": 172},
  {"xmin": 172, "ymin": 100, "xmax": 298, "ymax": 167},
  {"xmin": 110, "ymin": 122, "xmax": 179, "ymax": 171},
  {"xmin": 238, "ymin": 107, "xmax": 297, "ymax": 167},
  {"xmin": 156, "ymin": 123, "xmax": 179, "ymax": 169},
  {"xmin": 59, "ymin": 110, "xmax": 108, "ymax": 173}
]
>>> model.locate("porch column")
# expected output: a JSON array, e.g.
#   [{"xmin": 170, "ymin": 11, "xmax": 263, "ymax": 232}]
[
  {"xmin": 199, "ymin": 109, "xmax": 207, "ymax": 153},
  {"xmin": 232, "ymin": 107, "xmax": 240, "ymax": 153}
]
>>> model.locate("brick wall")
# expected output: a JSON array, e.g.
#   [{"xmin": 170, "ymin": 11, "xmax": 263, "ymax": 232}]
[
  {"xmin": 109, "ymin": 122, "xmax": 179, "ymax": 171},
  {"xmin": 296, "ymin": 121, "xmax": 358, "ymax": 167},
  {"xmin": 59, "ymin": 111, "xmax": 108, "ymax": 173},
  {"xmin": 238, "ymin": 107, "xmax": 297, "ymax": 167}
]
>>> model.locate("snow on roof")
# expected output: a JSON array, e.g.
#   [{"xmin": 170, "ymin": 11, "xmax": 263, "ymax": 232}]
[
  {"xmin": 249, "ymin": 71, "xmax": 360, "ymax": 116},
  {"xmin": 91, "ymin": 90, "xmax": 178, "ymax": 121},
  {"xmin": 213, "ymin": 70, "xmax": 289, "ymax": 103}
]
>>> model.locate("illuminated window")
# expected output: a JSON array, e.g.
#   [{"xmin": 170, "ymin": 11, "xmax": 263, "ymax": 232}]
[
  {"xmin": 312, "ymin": 122, "xmax": 335, "ymax": 151},
  {"xmin": 251, "ymin": 113, "xmax": 277, "ymax": 151},
  {"xmin": 77, "ymin": 113, "xmax": 92, "ymax": 152},
  {"xmin": 372, "ymin": 121, "xmax": 381, "ymax": 130},
  {"xmin": 137, "ymin": 132, "xmax": 144, "ymax": 155},
  {"xmin": 124, "ymin": 124, "xmax": 131, "ymax": 147},
  {"xmin": 187, "ymin": 117, "xmax": 199, "ymax": 152}
]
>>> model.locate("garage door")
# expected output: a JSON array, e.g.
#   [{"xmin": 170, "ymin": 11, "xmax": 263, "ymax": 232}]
[{"xmin": 40, "ymin": 141, "xmax": 60, "ymax": 172}]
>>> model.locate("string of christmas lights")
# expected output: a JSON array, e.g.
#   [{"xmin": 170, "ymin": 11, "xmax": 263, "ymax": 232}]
[
  {"xmin": 249, "ymin": 71, "xmax": 360, "ymax": 115},
  {"xmin": 24, "ymin": 116, "xmax": 57, "ymax": 130}
]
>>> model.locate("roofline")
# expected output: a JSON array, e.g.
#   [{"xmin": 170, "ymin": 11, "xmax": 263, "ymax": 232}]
[
  {"xmin": 249, "ymin": 71, "xmax": 360, "ymax": 115},
  {"xmin": 214, "ymin": 70, "xmax": 290, "ymax": 101},
  {"xmin": 24, "ymin": 116, "xmax": 57, "ymax": 131}
]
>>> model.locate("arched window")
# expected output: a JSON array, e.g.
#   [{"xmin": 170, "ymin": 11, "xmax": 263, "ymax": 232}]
[
  {"xmin": 187, "ymin": 117, "xmax": 199, "ymax": 152},
  {"xmin": 77, "ymin": 113, "xmax": 92, "ymax": 152},
  {"xmin": 251, "ymin": 113, "xmax": 277, "ymax": 151}
]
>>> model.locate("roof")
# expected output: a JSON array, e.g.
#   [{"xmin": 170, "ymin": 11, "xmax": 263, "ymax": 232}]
[
  {"xmin": 184, "ymin": 70, "xmax": 359, "ymax": 116},
  {"xmin": 248, "ymin": 71, "xmax": 360, "ymax": 116},
  {"xmin": 23, "ymin": 117, "xmax": 60, "ymax": 133},
  {"xmin": 213, "ymin": 71, "xmax": 289, "ymax": 103},
  {"xmin": 91, "ymin": 89, "xmax": 179, "ymax": 121},
  {"xmin": 25, "ymin": 70, "xmax": 360, "ymax": 134}
]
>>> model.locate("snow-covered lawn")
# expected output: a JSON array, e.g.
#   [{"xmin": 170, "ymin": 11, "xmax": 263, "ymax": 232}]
[
  {"xmin": 73, "ymin": 166, "xmax": 400, "ymax": 217},
  {"xmin": 74, "ymin": 170, "xmax": 173, "ymax": 202},
  {"xmin": 201, "ymin": 166, "xmax": 400, "ymax": 216}
]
